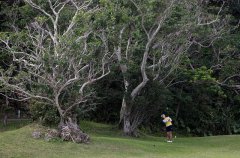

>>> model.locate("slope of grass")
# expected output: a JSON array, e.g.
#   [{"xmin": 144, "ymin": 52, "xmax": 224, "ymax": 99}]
[
  {"xmin": 0, "ymin": 121, "xmax": 240, "ymax": 158},
  {"xmin": 0, "ymin": 119, "xmax": 31, "ymax": 132}
]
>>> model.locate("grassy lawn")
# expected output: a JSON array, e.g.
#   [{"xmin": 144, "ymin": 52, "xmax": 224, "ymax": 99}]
[{"xmin": 0, "ymin": 121, "xmax": 240, "ymax": 158}]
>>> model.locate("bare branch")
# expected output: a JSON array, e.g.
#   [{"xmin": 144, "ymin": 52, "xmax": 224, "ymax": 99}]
[
  {"xmin": 220, "ymin": 74, "xmax": 240, "ymax": 84},
  {"xmin": 197, "ymin": 1, "xmax": 225, "ymax": 26},
  {"xmin": 24, "ymin": 0, "xmax": 55, "ymax": 24},
  {"xmin": 0, "ymin": 77, "xmax": 54, "ymax": 103}
]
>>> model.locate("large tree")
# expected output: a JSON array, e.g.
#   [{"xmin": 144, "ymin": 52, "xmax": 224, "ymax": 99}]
[
  {"xmin": 95, "ymin": 0, "xmax": 230, "ymax": 136},
  {"xmin": 94, "ymin": 0, "xmax": 197, "ymax": 136},
  {"xmin": 0, "ymin": 0, "xmax": 111, "ymax": 143}
]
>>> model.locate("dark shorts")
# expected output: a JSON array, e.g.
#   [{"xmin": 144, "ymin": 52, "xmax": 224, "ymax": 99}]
[{"xmin": 166, "ymin": 125, "xmax": 173, "ymax": 132}]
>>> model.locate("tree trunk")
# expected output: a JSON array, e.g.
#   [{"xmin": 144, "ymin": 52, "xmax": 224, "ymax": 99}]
[
  {"xmin": 17, "ymin": 109, "xmax": 21, "ymax": 119},
  {"xmin": 123, "ymin": 109, "xmax": 132, "ymax": 136},
  {"xmin": 176, "ymin": 103, "xmax": 180, "ymax": 119},
  {"xmin": 119, "ymin": 96, "xmax": 126, "ymax": 128},
  {"xmin": 3, "ymin": 114, "xmax": 8, "ymax": 126},
  {"xmin": 121, "ymin": 102, "xmax": 137, "ymax": 136},
  {"xmin": 3, "ymin": 96, "xmax": 9, "ymax": 126},
  {"xmin": 226, "ymin": 119, "xmax": 232, "ymax": 135},
  {"xmin": 58, "ymin": 117, "xmax": 90, "ymax": 143},
  {"xmin": 176, "ymin": 86, "xmax": 183, "ymax": 119}
]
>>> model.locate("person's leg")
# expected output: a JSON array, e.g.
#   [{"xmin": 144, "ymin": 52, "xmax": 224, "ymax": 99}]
[
  {"xmin": 169, "ymin": 131, "xmax": 173, "ymax": 141},
  {"xmin": 166, "ymin": 132, "xmax": 170, "ymax": 141}
]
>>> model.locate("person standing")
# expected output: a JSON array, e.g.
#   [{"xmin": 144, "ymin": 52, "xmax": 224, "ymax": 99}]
[{"xmin": 161, "ymin": 113, "xmax": 173, "ymax": 143}]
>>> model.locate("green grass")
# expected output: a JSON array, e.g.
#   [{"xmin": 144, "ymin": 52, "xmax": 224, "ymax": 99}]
[
  {"xmin": 0, "ymin": 119, "xmax": 31, "ymax": 132},
  {"xmin": 0, "ymin": 121, "xmax": 240, "ymax": 158}
]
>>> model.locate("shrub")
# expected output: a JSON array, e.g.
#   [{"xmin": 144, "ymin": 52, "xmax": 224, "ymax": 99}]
[{"xmin": 29, "ymin": 101, "xmax": 60, "ymax": 125}]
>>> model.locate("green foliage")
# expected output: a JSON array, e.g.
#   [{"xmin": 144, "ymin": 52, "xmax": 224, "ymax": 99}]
[
  {"xmin": 3, "ymin": 106, "xmax": 14, "ymax": 114},
  {"xmin": 89, "ymin": 69, "xmax": 123, "ymax": 123},
  {"xmin": 29, "ymin": 101, "xmax": 60, "ymax": 125},
  {"xmin": 0, "ymin": 0, "xmax": 240, "ymax": 137}
]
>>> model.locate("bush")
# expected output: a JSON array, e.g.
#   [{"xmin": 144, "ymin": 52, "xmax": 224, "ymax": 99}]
[{"xmin": 29, "ymin": 101, "xmax": 60, "ymax": 125}]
